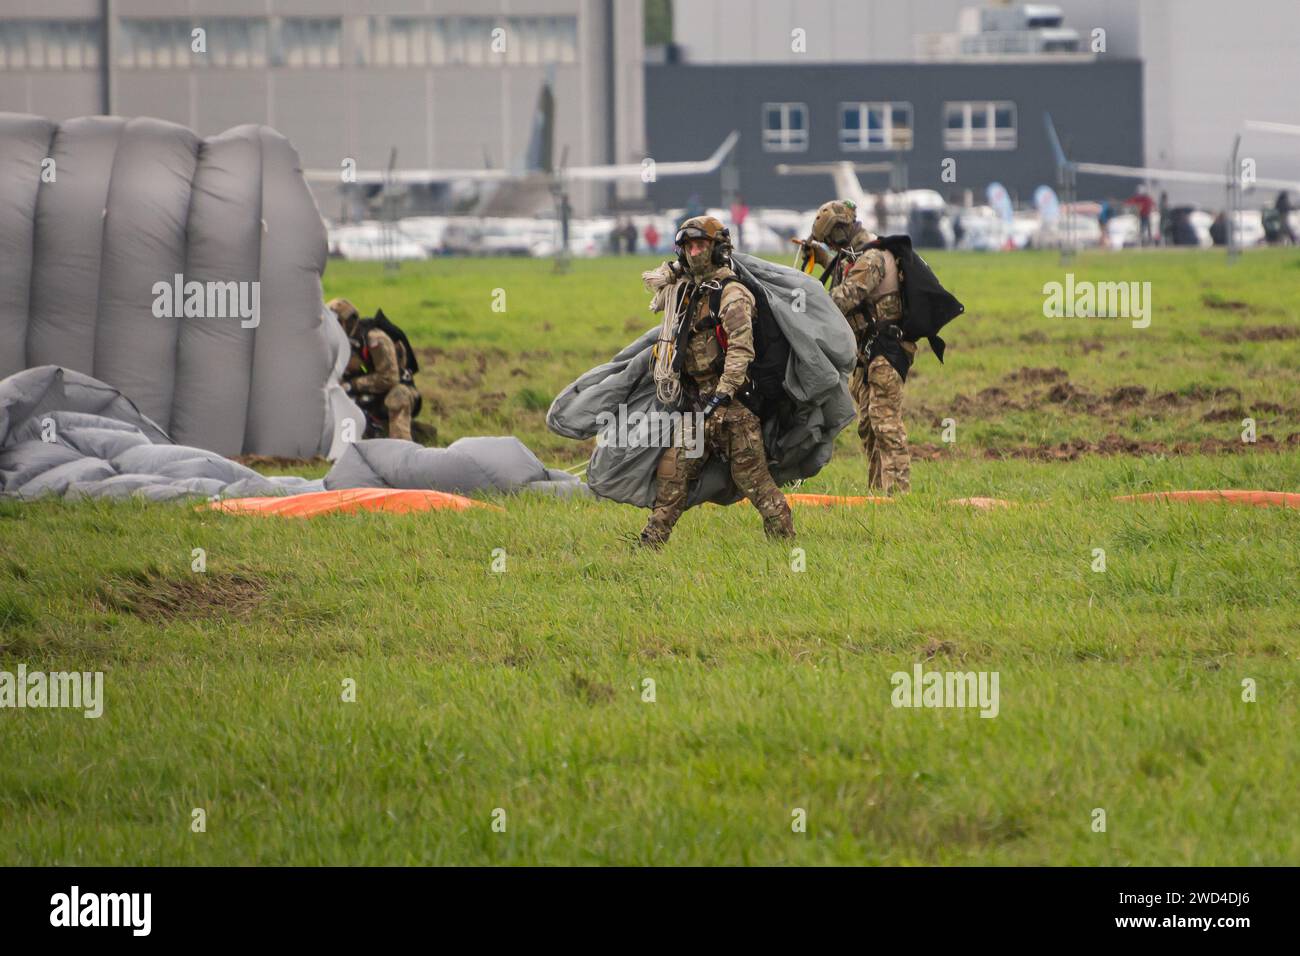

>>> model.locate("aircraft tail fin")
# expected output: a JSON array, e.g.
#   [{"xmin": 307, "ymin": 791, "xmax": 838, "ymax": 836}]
[{"xmin": 524, "ymin": 74, "xmax": 556, "ymax": 175}]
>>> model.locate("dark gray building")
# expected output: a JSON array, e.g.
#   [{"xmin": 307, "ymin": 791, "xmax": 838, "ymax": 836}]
[{"xmin": 645, "ymin": 59, "xmax": 1145, "ymax": 208}]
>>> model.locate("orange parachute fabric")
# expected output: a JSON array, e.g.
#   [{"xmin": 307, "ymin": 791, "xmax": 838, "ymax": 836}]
[
  {"xmin": 202, "ymin": 488, "xmax": 502, "ymax": 518},
  {"xmin": 785, "ymin": 493, "xmax": 894, "ymax": 506},
  {"xmin": 1114, "ymin": 490, "xmax": 1300, "ymax": 509},
  {"xmin": 783, "ymin": 494, "xmax": 1014, "ymax": 509}
]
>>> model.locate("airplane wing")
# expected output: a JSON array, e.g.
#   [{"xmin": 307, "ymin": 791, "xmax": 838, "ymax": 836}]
[
  {"xmin": 563, "ymin": 131, "xmax": 739, "ymax": 181},
  {"xmin": 1244, "ymin": 120, "xmax": 1300, "ymax": 136},
  {"xmin": 303, "ymin": 167, "xmax": 519, "ymax": 185},
  {"xmin": 305, "ymin": 132, "xmax": 740, "ymax": 187},
  {"xmin": 1072, "ymin": 161, "xmax": 1300, "ymax": 192}
]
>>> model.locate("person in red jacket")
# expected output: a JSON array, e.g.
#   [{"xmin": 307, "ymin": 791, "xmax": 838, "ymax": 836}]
[{"xmin": 1125, "ymin": 187, "xmax": 1156, "ymax": 246}]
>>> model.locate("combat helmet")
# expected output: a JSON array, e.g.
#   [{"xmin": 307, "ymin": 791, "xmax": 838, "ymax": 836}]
[
  {"xmin": 674, "ymin": 215, "xmax": 733, "ymax": 275},
  {"xmin": 810, "ymin": 199, "xmax": 866, "ymax": 249},
  {"xmin": 327, "ymin": 297, "xmax": 360, "ymax": 325}
]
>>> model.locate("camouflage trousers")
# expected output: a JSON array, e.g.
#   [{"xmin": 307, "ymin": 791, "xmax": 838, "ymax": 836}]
[
  {"xmin": 848, "ymin": 355, "xmax": 911, "ymax": 494},
  {"xmin": 383, "ymin": 384, "xmax": 420, "ymax": 441},
  {"xmin": 641, "ymin": 402, "xmax": 794, "ymax": 546}
]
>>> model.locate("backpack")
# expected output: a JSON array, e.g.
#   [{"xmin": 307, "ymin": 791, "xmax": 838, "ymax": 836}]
[
  {"xmin": 862, "ymin": 235, "xmax": 964, "ymax": 363},
  {"xmin": 354, "ymin": 308, "xmax": 419, "ymax": 383},
  {"xmin": 699, "ymin": 275, "xmax": 792, "ymax": 420}
]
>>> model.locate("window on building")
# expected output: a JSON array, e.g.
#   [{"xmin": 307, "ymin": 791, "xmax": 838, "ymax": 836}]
[
  {"xmin": 201, "ymin": 18, "xmax": 269, "ymax": 69},
  {"xmin": 840, "ymin": 102, "xmax": 913, "ymax": 151},
  {"xmin": 763, "ymin": 103, "xmax": 808, "ymax": 152},
  {"xmin": 0, "ymin": 20, "xmax": 99, "ymax": 71},
  {"xmin": 118, "ymin": 19, "xmax": 193, "ymax": 69},
  {"xmin": 943, "ymin": 101, "xmax": 1017, "ymax": 149},
  {"xmin": 363, "ymin": 15, "xmax": 577, "ymax": 67}
]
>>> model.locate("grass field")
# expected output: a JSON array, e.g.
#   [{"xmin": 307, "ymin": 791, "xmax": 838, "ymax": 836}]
[{"xmin": 2, "ymin": 248, "xmax": 1298, "ymax": 865}]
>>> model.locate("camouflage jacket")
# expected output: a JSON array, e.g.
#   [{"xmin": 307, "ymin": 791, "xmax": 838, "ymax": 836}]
[
  {"xmin": 676, "ymin": 267, "xmax": 756, "ymax": 399},
  {"xmin": 346, "ymin": 328, "xmax": 404, "ymax": 394}
]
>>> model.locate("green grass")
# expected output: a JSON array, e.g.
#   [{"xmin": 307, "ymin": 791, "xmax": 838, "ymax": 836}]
[
  {"xmin": 321, "ymin": 248, "xmax": 1300, "ymax": 460},
  {"xmin": 1, "ymin": 249, "xmax": 1298, "ymax": 865}
]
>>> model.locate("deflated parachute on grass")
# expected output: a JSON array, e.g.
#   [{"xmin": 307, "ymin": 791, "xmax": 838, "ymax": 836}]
[
  {"xmin": 0, "ymin": 112, "xmax": 361, "ymax": 459},
  {"xmin": 0, "ymin": 366, "xmax": 586, "ymax": 504}
]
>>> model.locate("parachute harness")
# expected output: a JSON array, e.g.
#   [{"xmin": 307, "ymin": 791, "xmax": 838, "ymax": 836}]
[{"xmin": 649, "ymin": 276, "xmax": 729, "ymax": 408}]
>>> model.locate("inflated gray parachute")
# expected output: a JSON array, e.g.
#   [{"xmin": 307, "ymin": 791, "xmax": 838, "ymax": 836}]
[
  {"xmin": 0, "ymin": 112, "xmax": 361, "ymax": 459},
  {"xmin": 1, "ymin": 366, "xmax": 586, "ymax": 502},
  {"xmin": 547, "ymin": 253, "xmax": 857, "ymax": 507}
]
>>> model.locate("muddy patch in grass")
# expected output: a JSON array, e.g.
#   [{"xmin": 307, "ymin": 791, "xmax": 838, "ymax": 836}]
[
  {"xmin": 913, "ymin": 432, "xmax": 1300, "ymax": 461},
  {"xmin": 1105, "ymin": 385, "xmax": 1147, "ymax": 405},
  {"xmin": 94, "ymin": 570, "xmax": 268, "ymax": 623},
  {"xmin": 1201, "ymin": 294, "xmax": 1252, "ymax": 312},
  {"xmin": 1211, "ymin": 325, "xmax": 1300, "ymax": 343},
  {"xmin": 980, "ymin": 373, "xmax": 1275, "ymax": 419},
  {"xmin": 234, "ymin": 454, "xmax": 329, "ymax": 470},
  {"xmin": 1006, "ymin": 366, "xmax": 1068, "ymax": 385},
  {"xmin": 950, "ymin": 387, "xmax": 1026, "ymax": 415},
  {"xmin": 922, "ymin": 638, "xmax": 960, "ymax": 661},
  {"xmin": 1201, "ymin": 407, "xmax": 1247, "ymax": 423},
  {"xmin": 570, "ymin": 671, "xmax": 616, "ymax": 705}
]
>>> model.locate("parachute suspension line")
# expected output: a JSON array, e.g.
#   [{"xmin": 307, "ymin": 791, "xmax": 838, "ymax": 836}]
[{"xmin": 652, "ymin": 280, "xmax": 689, "ymax": 407}]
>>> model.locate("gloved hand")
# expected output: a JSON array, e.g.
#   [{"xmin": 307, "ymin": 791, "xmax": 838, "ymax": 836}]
[{"xmin": 702, "ymin": 391, "xmax": 732, "ymax": 419}]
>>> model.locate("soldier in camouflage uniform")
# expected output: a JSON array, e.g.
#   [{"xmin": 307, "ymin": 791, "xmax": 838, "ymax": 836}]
[
  {"xmin": 639, "ymin": 216, "xmax": 794, "ymax": 547},
  {"xmin": 804, "ymin": 200, "xmax": 914, "ymax": 494},
  {"xmin": 327, "ymin": 298, "xmax": 421, "ymax": 441}
]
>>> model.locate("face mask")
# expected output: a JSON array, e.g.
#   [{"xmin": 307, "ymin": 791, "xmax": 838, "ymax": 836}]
[{"xmin": 684, "ymin": 245, "xmax": 714, "ymax": 276}]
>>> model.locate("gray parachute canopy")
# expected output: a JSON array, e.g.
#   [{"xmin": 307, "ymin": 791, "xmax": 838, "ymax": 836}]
[
  {"xmin": 0, "ymin": 112, "xmax": 361, "ymax": 459},
  {"xmin": 546, "ymin": 253, "xmax": 857, "ymax": 508},
  {"xmin": 0, "ymin": 365, "xmax": 587, "ymax": 502}
]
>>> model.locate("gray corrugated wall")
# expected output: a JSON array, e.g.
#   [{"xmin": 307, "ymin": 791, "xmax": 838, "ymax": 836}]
[{"xmin": 0, "ymin": 111, "xmax": 348, "ymax": 458}]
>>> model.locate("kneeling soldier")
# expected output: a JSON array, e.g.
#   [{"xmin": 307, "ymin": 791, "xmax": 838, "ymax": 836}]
[{"xmin": 328, "ymin": 298, "xmax": 421, "ymax": 441}]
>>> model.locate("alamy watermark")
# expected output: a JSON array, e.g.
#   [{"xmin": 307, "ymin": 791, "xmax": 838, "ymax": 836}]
[
  {"xmin": 891, "ymin": 664, "xmax": 999, "ymax": 718},
  {"xmin": 50, "ymin": 886, "xmax": 150, "ymax": 936},
  {"xmin": 595, "ymin": 404, "xmax": 706, "ymax": 459},
  {"xmin": 0, "ymin": 665, "xmax": 104, "ymax": 718},
  {"xmin": 1042, "ymin": 273, "xmax": 1151, "ymax": 329},
  {"xmin": 152, "ymin": 274, "xmax": 260, "ymax": 328}
]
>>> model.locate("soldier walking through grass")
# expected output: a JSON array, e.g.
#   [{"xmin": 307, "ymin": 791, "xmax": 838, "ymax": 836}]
[
  {"xmin": 638, "ymin": 216, "xmax": 794, "ymax": 547},
  {"xmin": 802, "ymin": 200, "xmax": 913, "ymax": 494}
]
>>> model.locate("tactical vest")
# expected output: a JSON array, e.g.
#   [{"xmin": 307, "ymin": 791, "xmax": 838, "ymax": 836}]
[
  {"xmin": 345, "ymin": 325, "xmax": 416, "ymax": 387},
  {"xmin": 838, "ymin": 248, "xmax": 915, "ymax": 379}
]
